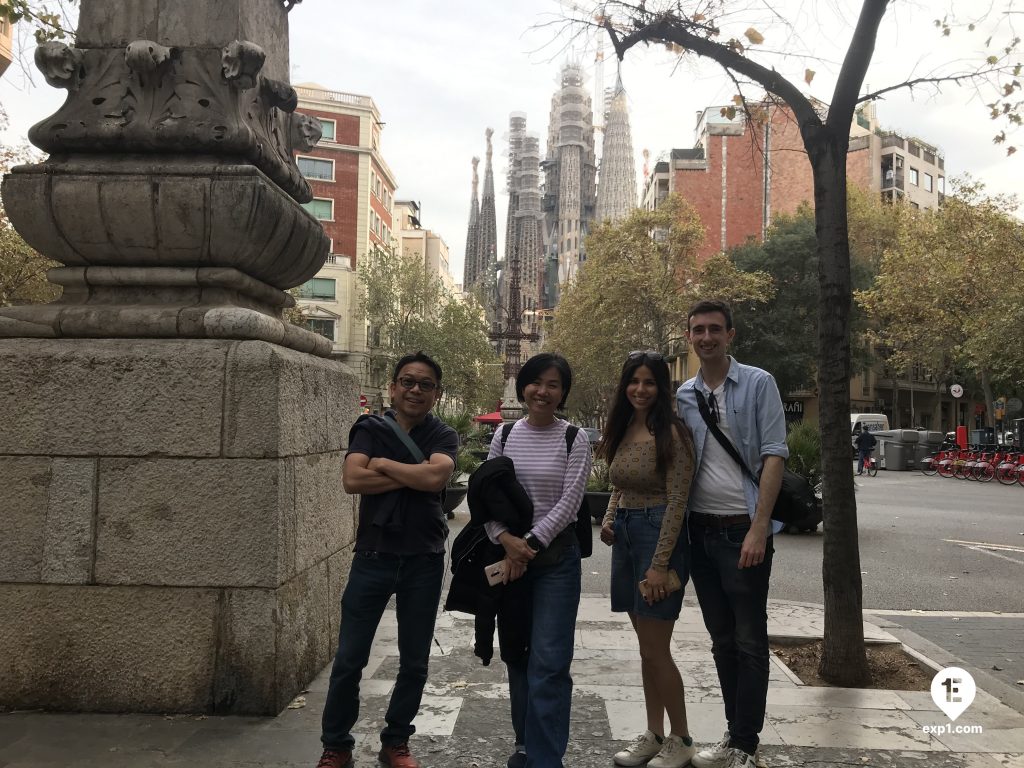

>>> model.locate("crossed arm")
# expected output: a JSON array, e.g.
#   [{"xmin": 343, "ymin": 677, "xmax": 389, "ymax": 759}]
[{"xmin": 342, "ymin": 451, "xmax": 455, "ymax": 495}]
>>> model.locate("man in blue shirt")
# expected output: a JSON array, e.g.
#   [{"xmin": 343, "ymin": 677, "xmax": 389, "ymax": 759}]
[{"xmin": 676, "ymin": 301, "xmax": 788, "ymax": 768}]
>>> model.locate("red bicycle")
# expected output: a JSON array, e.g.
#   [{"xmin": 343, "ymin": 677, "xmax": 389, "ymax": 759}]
[{"xmin": 995, "ymin": 452, "xmax": 1024, "ymax": 486}]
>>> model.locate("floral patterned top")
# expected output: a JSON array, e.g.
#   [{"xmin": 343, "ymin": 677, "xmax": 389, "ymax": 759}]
[{"xmin": 601, "ymin": 431, "xmax": 695, "ymax": 570}]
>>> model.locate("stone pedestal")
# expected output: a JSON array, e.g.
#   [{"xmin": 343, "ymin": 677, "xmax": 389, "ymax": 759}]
[{"xmin": 0, "ymin": 338, "xmax": 358, "ymax": 714}]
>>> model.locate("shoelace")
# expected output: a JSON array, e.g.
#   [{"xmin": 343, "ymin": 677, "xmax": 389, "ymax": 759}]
[{"xmin": 388, "ymin": 743, "xmax": 412, "ymax": 758}]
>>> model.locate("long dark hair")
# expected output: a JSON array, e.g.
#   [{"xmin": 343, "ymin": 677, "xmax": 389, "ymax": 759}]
[{"xmin": 599, "ymin": 351, "xmax": 693, "ymax": 476}]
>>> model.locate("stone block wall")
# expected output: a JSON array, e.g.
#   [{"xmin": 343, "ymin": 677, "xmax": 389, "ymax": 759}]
[{"xmin": 0, "ymin": 338, "xmax": 358, "ymax": 714}]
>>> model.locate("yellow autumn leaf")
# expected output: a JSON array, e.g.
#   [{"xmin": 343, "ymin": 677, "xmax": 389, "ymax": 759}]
[
  {"xmin": 744, "ymin": 27, "xmax": 764, "ymax": 45},
  {"xmin": 805, "ymin": 69, "xmax": 816, "ymax": 85}
]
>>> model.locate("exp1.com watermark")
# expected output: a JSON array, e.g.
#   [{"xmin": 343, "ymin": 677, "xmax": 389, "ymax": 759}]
[{"xmin": 922, "ymin": 667, "xmax": 984, "ymax": 736}]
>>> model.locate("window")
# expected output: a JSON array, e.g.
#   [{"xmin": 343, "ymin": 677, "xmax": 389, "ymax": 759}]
[
  {"xmin": 297, "ymin": 157, "xmax": 334, "ymax": 181},
  {"xmin": 923, "ymin": 173, "xmax": 933, "ymax": 192},
  {"xmin": 297, "ymin": 278, "xmax": 336, "ymax": 301},
  {"xmin": 908, "ymin": 167, "xmax": 919, "ymax": 186},
  {"xmin": 938, "ymin": 176, "xmax": 946, "ymax": 194},
  {"xmin": 302, "ymin": 198, "xmax": 333, "ymax": 221},
  {"xmin": 894, "ymin": 154, "xmax": 903, "ymax": 168},
  {"xmin": 318, "ymin": 119, "xmax": 336, "ymax": 142},
  {"xmin": 306, "ymin": 318, "xmax": 336, "ymax": 341}
]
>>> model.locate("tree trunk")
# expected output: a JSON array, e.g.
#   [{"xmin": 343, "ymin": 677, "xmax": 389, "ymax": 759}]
[
  {"xmin": 808, "ymin": 129, "xmax": 870, "ymax": 686},
  {"xmin": 980, "ymin": 368, "xmax": 995, "ymax": 430},
  {"xmin": 891, "ymin": 376, "xmax": 900, "ymax": 429}
]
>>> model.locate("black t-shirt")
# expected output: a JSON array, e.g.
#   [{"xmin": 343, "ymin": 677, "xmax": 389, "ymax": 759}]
[{"xmin": 347, "ymin": 412, "xmax": 459, "ymax": 555}]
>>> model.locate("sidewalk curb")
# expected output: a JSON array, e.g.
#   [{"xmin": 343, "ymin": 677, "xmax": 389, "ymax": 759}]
[{"xmin": 870, "ymin": 617, "xmax": 1024, "ymax": 717}]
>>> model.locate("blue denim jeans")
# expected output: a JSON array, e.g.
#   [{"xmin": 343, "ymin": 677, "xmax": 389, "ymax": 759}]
[
  {"xmin": 688, "ymin": 519, "xmax": 773, "ymax": 756},
  {"xmin": 321, "ymin": 550, "xmax": 444, "ymax": 751},
  {"xmin": 610, "ymin": 505, "xmax": 688, "ymax": 620},
  {"xmin": 506, "ymin": 543, "xmax": 581, "ymax": 768}
]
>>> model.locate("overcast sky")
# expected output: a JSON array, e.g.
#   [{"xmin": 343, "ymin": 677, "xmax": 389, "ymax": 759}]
[{"xmin": 1, "ymin": 1, "xmax": 1018, "ymax": 282}]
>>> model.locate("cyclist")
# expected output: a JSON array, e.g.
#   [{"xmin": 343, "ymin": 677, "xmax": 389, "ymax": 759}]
[{"xmin": 855, "ymin": 428, "xmax": 877, "ymax": 476}]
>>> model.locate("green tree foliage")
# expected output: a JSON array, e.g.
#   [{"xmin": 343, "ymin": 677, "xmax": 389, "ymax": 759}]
[
  {"xmin": 0, "ymin": 140, "xmax": 58, "ymax": 306},
  {"xmin": 728, "ymin": 213, "xmax": 819, "ymax": 395},
  {"xmin": 0, "ymin": 1, "xmax": 76, "ymax": 43},
  {"xmin": 547, "ymin": 195, "xmax": 770, "ymax": 421},
  {"xmin": 358, "ymin": 244, "xmax": 502, "ymax": 413},
  {"xmin": 727, "ymin": 194, "xmax": 893, "ymax": 396},
  {"xmin": 858, "ymin": 179, "xmax": 1024, "ymax": 424}
]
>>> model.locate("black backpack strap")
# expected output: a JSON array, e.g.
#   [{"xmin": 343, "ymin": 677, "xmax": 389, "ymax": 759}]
[
  {"xmin": 565, "ymin": 425, "xmax": 579, "ymax": 457},
  {"xmin": 499, "ymin": 422, "xmax": 514, "ymax": 449}
]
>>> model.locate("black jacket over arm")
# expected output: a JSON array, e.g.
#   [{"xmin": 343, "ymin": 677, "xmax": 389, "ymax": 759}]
[{"xmin": 445, "ymin": 456, "xmax": 533, "ymax": 665}]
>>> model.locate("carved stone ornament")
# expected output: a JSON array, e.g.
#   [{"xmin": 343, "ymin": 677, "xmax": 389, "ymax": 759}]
[
  {"xmin": 222, "ymin": 40, "xmax": 266, "ymax": 91},
  {"xmin": 29, "ymin": 41, "xmax": 311, "ymax": 203},
  {"xmin": 34, "ymin": 41, "xmax": 84, "ymax": 90},
  {"xmin": 291, "ymin": 113, "xmax": 322, "ymax": 153},
  {"xmin": 125, "ymin": 40, "xmax": 175, "ymax": 74}
]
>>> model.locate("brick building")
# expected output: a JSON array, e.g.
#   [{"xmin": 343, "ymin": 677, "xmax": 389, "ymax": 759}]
[
  {"xmin": 292, "ymin": 83, "xmax": 397, "ymax": 406},
  {"xmin": 644, "ymin": 100, "xmax": 950, "ymax": 429}
]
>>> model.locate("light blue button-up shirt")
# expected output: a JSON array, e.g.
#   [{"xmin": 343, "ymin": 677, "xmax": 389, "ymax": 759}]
[{"xmin": 676, "ymin": 356, "xmax": 790, "ymax": 535}]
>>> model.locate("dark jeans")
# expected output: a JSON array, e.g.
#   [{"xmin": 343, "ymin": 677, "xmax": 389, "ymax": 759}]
[
  {"xmin": 688, "ymin": 519, "xmax": 773, "ymax": 756},
  {"xmin": 506, "ymin": 543, "xmax": 581, "ymax": 768},
  {"xmin": 321, "ymin": 550, "xmax": 444, "ymax": 751}
]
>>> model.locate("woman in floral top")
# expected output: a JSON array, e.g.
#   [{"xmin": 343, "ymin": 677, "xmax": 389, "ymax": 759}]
[{"xmin": 599, "ymin": 350, "xmax": 698, "ymax": 768}]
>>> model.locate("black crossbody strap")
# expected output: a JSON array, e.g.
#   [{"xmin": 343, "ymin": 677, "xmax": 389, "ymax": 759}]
[
  {"xmin": 694, "ymin": 389, "xmax": 757, "ymax": 483},
  {"xmin": 383, "ymin": 414, "xmax": 427, "ymax": 464}
]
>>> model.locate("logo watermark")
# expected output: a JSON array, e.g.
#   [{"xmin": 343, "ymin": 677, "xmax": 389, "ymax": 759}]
[{"xmin": 922, "ymin": 667, "xmax": 984, "ymax": 736}]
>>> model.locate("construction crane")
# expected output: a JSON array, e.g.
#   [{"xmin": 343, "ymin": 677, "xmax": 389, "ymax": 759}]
[{"xmin": 556, "ymin": 0, "xmax": 609, "ymax": 132}]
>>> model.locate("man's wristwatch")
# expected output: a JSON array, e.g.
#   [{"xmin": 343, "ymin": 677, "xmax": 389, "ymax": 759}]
[{"xmin": 524, "ymin": 533, "xmax": 544, "ymax": 553}]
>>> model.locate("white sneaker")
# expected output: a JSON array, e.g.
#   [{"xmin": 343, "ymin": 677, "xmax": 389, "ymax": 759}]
[
  {"xmin": 690, "ymin": 731, "xmax": 731, "ymax": 768},
  {"xmin": 614, "ymin": 730, "xmax": 664, "ymax": 766},
  {"xmin": 648, "ymin": 734, "xmax": 698, "ymax": 768},
  {"xmin": 723, "ymin": 748, "xmax": 757, "ymax": 768}
]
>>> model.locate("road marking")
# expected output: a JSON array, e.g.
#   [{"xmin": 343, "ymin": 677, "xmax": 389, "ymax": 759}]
[
  {"xmin": 943, "ymin": 539, "xmax": 1024, "ymax": 553},
  {"xmin": 944, "ymin": 539, "xmax": 1024, "ymax": 566}
]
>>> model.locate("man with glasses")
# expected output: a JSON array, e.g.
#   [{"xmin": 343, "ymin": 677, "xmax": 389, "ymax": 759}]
[
  {"xmin": 317, "ymin": 352, "xmax": 458, "ymax": 768},
  {"xmin": 675, "ymin": 301, "xmax": 788, "ymax": 768}
]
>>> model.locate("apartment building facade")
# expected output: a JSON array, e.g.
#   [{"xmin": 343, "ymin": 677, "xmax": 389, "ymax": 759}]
[
  {"xmin": 292, "ymin": 82, "xmax": 396, "ymax": 406},
  {"xmin": 643, "ymin": 101, "xmax": 950, "ymax": 429}
]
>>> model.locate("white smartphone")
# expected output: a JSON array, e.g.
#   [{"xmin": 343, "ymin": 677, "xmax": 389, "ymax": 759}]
[{"xmin": 484, "ymin": 559, "xmax": 506, "ymax": 586}]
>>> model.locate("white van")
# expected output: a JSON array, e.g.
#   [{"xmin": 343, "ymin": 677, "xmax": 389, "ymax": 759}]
[{"xmin": 851, "ymin": 413, "xmax": 889, "ymax": 451}]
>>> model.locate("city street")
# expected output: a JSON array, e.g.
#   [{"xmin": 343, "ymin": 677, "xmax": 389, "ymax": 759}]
[{"xmin": 450, "ymin": 467, "xmax": 1024, "ymax": 613}]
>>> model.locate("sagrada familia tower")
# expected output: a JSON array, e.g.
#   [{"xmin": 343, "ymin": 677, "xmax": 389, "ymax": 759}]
[
  {"xmin": 462, "ymin": 130, "xmax": 499, "ymax": 325},
  {"xmin": 542, "ymin": 63, "xmax": 598, "ymax": 304},
  {"xmin": 460, "ymin": 63, "xmax": 636, "ymax": 323},
  {"xmin": 595, "ymin": 72, "xmax": 637, "ymax": 224}
]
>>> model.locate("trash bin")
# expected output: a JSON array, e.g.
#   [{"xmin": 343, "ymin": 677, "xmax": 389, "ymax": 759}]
[
  {"xmin": 875, "ymin": 429, "xmax": 919, "ymax": 470},
  {"xmin": 915, "ymin": 430, "xmax": 943, "ymax": 466},
  {"xmin": 970, "ymin": 427, "xmax": 995, "ymax": 447}
]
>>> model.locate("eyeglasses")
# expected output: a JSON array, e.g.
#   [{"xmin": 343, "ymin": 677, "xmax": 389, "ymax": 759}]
[
  {"xmin": 627, "ymin": 350, "xmax": 664, "ymax": 362},
  {"xmin": 396, "ymin": 376, "xmax": 437, "ymax": 392},
  {"xmin": 706, "ymin": 391, "xmax": 721, "ymax": 424}
]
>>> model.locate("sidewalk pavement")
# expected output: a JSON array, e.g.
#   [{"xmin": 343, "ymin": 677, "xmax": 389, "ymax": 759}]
[{"xmin": 2, "ymin": 597, "xmax": 1023, "ymax": 768}]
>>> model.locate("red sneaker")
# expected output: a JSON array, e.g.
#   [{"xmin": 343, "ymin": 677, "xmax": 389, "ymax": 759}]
[
  {"xmin": 316, "ymin": 748, "xmax": 353, "ymax": 768},
  {"xmin": 378, "ymin": 742, "xmax": 420, "ymax": 768}
]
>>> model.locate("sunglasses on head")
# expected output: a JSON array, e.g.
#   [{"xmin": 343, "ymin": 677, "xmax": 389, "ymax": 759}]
[{"xmin": 627, "ymin": 350, "xmax": 664, "ymax": 362}]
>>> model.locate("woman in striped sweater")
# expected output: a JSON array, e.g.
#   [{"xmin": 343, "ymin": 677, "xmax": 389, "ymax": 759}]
[{"xmin": 485, "ymin": 353, "xmax": 592, "ymax": 768}]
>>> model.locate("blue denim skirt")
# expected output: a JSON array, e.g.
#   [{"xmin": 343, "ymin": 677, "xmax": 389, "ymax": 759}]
[{"xmin": 610, "ymin": 505, "xmax": 688, "ymax": 620}]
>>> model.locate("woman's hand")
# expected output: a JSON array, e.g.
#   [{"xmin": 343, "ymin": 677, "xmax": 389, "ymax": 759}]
[
  {"xmin": 503, "ymin": 556, "xmax": 527, "ymax": 584},
  {"xmin": 600, "ymin": 521, "xmax": 615, "ymax": 546},
  {"xmin": 498, "ymin": 532, "xmax": 536, "ymax": 565},
  {"xmin": 643, "ymin": 567, "xmax": 670, "ymax": 604}
]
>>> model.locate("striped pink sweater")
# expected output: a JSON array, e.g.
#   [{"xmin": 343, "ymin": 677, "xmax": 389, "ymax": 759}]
[{"xmin": 484, "ymin": 418, "xmax": 592, "ymax": 547}]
